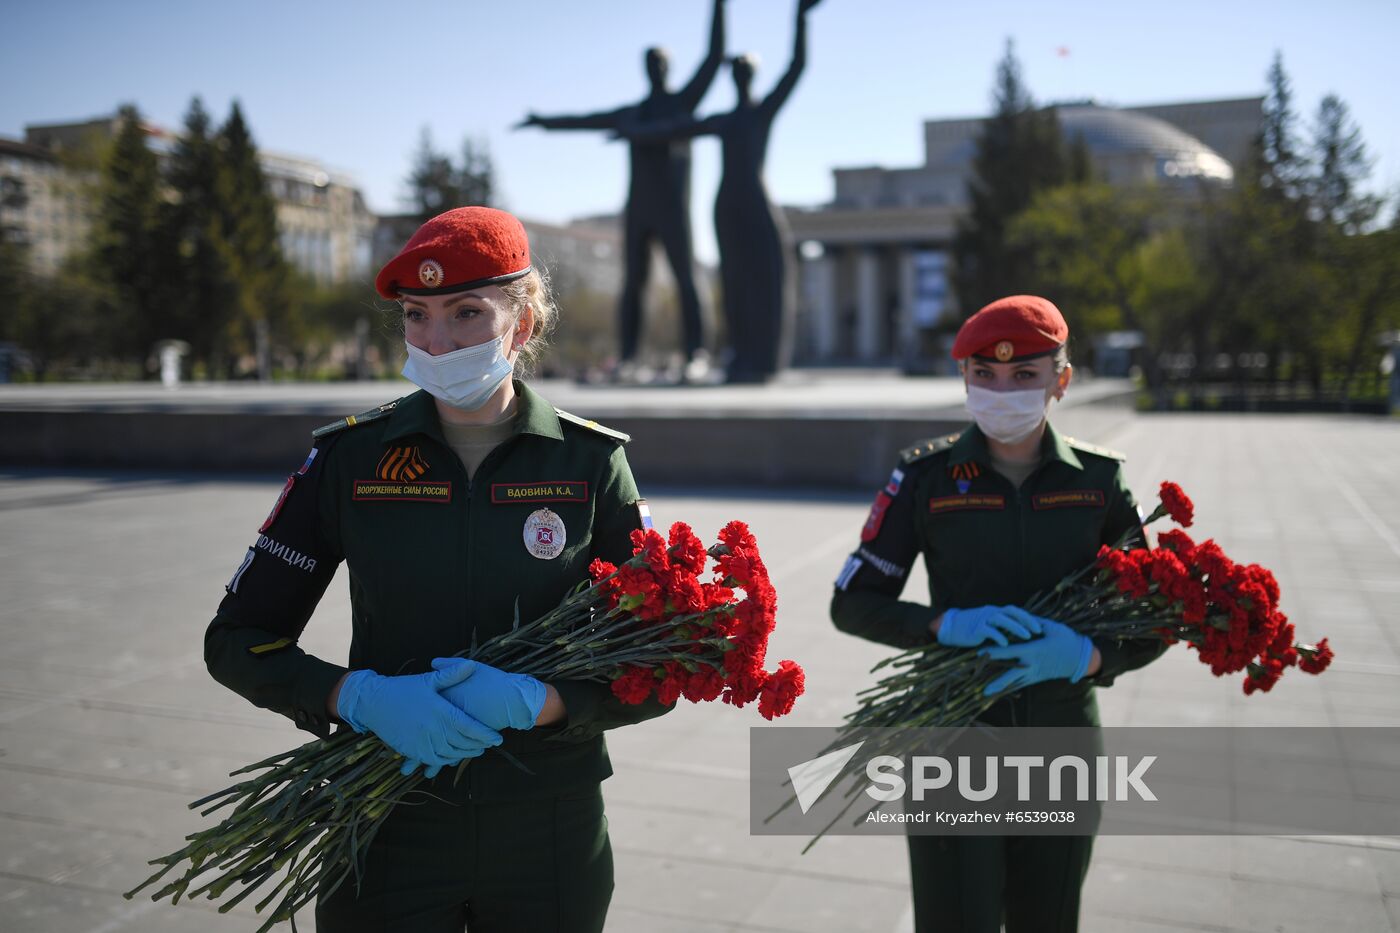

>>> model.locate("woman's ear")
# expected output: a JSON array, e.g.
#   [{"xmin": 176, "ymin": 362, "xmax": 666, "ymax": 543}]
[
  {"xmin": 513, "ymin": 305, "xmax": 536, "ymax": 351},
  {"xmin": 1053, "ymin": 364, "xmax": 1073, "ymax": 400}
]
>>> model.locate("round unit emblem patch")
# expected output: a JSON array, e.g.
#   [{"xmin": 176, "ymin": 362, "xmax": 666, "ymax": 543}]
[
  {"xmin": 523, "ymin": 508, "xmax": 566, "ymax": 560},
  {"xmin": 994, "ymin": 340, "xmax": 1015, "ymax": 362},
  {"xmin": 418, "ymin": 259, "xmax": 445, "ymax": 288}
]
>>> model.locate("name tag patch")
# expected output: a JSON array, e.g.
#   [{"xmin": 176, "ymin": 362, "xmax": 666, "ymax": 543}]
[
  {"xmin": 929, "ymin": 494, "xmax": 1005, "ymax": 513},
  {"xmin": 352, "ymin": 480, "xmax": 452, "ymax": 502},
  {"xmin": 491, "ymin": 481, "xmax": 588, "ymax": 504},
  {"xmin": 1032, "ymin": 490, "xmax": 1106, "ymax": 510}
]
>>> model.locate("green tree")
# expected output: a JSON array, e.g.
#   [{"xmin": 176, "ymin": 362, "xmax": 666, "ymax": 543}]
[
  {"xmin": 164, "ymin": 96, "xmax": 239, "ymax": 370},
  {"xmin": 458, "ymin": 136, "xmax": 495, "ymax": 208},
  {"xmin": 1254, "ymin": 51, "xmax": 1307, "ymax": 198},
  {"xmin": 217, "ymin": 101, "xmax": 292, "ymax": 376},
  {"xmin": 952, "ymin": 39, "xmax": 1083, "ymax": 316},
  {"xmin": 406, "ymin": 128, "xmax": 497, "ymax": 223},
  {"xmin": 1211, "ymin": 53, "xmax": 1323, "ymax": 387},
  {"xmin": 89, "ymin": 104, "xmax": 171, "ymax": 361},
  {"xmin": 1007, "ymin": 182, "xmax": 1167, "ymax": 377},
  {"xmin": 1308, "ymin": 94, "xmax": 1380, "ymax": 233},
  {"xmin": 1302, "ymin": 95, "xmax": 1394, "ymax": 397},
  {"xmin": 407, "ymin": 128, "xmax": 460, "ymax": 222}
]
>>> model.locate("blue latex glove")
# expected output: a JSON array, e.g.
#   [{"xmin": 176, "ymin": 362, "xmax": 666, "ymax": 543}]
[
  {"xmin": 336, "ymin": 666, "xmax": 503, "ymax": 778},
  {"xmin": 431, "ymin": 657, "xmax": 548, "ymax": 732},
  {"xmin": 937, "ymin": 605, "xmax": 1042, "ymax": 647},
  {"xmin": 979, "ymin": 618, "xmax": 1094, "ymax": 695}
]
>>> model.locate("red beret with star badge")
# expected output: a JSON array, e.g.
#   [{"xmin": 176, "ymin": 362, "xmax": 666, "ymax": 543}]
[
  {"xmin": 951, "ymin": 294, "xmax": 1068, "ymax": 362},
  {"xmin": 375, "ymin": 206, "xmax": 532, "ymax": 299}
]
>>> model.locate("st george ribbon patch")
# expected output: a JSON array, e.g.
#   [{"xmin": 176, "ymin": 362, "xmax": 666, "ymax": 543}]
[
  {"xmin": 352, "ymin": 480, "xmax": 452, "ymax": 502},
  {"xmin": 1032, "ymin": 490, "xmax": 1106, "ymax": 510},
  {"xmin": 376, "ymin": 446, "xmax": 429, "ymax": 482},
  {"xmin": 928, "ymin": 494, "xmax": 1005, "ymax": 513},
  {"xmin": 490, "ymin": 481, "xmax": 588, "ymax": 504}
]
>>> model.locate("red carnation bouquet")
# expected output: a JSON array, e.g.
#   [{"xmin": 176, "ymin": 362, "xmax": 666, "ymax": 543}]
[
  {"xmin": 128, "ymin": 521, "xmax": 802, "ymax": 930},
  {"xmin": 844, "ymin": 481, "xmax": 1332, "ymax": 731},
  {"xmin": 789, "ymin": 482, "xmax": 1332, "ymax": 848}
]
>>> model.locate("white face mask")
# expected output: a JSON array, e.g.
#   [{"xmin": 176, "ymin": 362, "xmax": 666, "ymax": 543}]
[
  {"xmin": 401, "ymin": 335, "xmax": 515, "ymax": 411},
  {"xmin": 965, "ymin": 385, "xmax": 1051, "ymax": 444}
]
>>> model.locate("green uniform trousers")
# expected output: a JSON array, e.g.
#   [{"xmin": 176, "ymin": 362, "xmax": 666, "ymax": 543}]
[
  {"xmin": 907, "ymin": 834, "xmax": 1094, "ymax": 933},
  {"xmin": 315, "ymin": 786, "xmax": 613, "ymax": 932}
]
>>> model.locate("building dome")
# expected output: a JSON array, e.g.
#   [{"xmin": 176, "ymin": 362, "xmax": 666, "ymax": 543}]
[{"xmin": 1058, "ymin": 105, "xmax": 1234, "ymax": 184}]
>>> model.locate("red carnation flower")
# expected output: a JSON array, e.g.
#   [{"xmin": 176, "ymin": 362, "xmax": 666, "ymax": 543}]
[
  {"xmin": 610, "ymin": 665, "xmax": 656, "ymax": 705},
  {"xmin": 1158, "ymin": 482, "xmax": 1194, "ymax": 527},
  {"xmin": 681, "ymin": 666, "xmax": 725, "ymax": 703},
  {"xmin": 667, "ymin": 523, "xmax": 708, "ymax": 575},
  {"xmin": 656, "ymin": 663, "xmax": 685, "ymax": 706},
  {"xmin": 1298, "ymin": 638, "xmax": 1334, "ymax": 674},
  {"xmin": 631, "ymin": 528, "xmax": 671, "ymax": 571},
  {"xmin": 758, "ymin": 660, "xmax": 806, "ymax": 720},
  {"xmin": 1156, "ymin": 529, "xmax": 1196, "ymax": 560}
]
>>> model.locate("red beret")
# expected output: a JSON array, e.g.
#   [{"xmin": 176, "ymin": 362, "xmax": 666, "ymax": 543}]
[
  {"xmin": 375, "ymin": 206, "xmax": 532, "ymax": 299},
  {"xmin": 951, "ymin": 295, "xmax": 1068, "ymax": 362}
]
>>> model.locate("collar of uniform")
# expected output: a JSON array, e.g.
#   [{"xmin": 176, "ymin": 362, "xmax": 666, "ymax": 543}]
[
  {"xmin": 378, "ymin": 382, "xmax": 564, "ymax": 446},
  {"xmin": 1040, "ymin": 422, "xmax": 1085, "ymax": 470},
  {"xmin": 379, "ymin": 389, "xmax": 446, "ymax": 446},
  {"xmin": 512, "ymin": 381, "xmax": 565, "ymax": 442},
  {"xmin": 947, "ymin": 426, "xmax": 989, "ymax": 465},
  {"xmin": 946, "ymin": 423, "xmax": 1084, "ymax": 470}
]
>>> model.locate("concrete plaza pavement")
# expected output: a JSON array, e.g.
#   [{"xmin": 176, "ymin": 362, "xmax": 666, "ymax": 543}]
[{"xmin": 1, "ymin": 412, "xmax": 1398, "ymax": 932}]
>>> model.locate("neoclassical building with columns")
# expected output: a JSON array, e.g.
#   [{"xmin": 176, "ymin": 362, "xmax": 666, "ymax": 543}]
[{"xmin": 783, "ymin": 97, "xmax": 1261, "ymax": 369}]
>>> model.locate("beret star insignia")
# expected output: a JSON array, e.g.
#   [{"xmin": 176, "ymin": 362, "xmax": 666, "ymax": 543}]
[{"xmin": 418, "ymin": 259, "xmax": 444, "ymax": 288}]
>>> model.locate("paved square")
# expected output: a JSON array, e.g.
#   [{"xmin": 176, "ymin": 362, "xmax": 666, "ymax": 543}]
[{"xmin": 1, "ymin": 412, "xmax": 1397, "ymax": 932}]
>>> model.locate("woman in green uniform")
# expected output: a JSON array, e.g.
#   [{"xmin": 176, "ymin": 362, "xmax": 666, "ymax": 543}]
[
  {"xmin": 204, "ymin": 206, "xmax": 669, "ymax": 932},
  {"xmin": 830, "ymin": 295, "xmax": 1164, "ymax": 933}
]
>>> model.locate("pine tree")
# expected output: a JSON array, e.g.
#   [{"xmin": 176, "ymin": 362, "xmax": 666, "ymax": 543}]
[
  {"xmin": 1308, "ymin": 94, "xmax": 1379, "ymax": 233},
  {"xmin": 952, "ymin": 39, "xmax": 1076, "ymax": 316},
  {"xmin": 165, "ymin": 96, "xmax": 238, "ymax": 369},
  {"xmin": 406, "ymin": 129, "xmax": 497, "ymax": 222},
  {"xmin": 407, "ymin": 128, "xmax": 460, "ymax": 222},
  {"xmin": 90, "ymin": 104, "xmax": 170, "ymax": 359},
  {"xmin": 217, "ymin": 101, "xmax": 291, "ymax": 376},
  {"xmin": 458, "ymin": 136, "xmax": 495, "ymax": 208},
  {"xmin": 1254, "ymin": 51, "xmax": 1306, "ymax": 197}
]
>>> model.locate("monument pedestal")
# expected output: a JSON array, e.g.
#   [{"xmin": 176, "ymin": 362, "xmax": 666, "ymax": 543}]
[{"xmin": 0, "ymin": 374, "xmax": 1137, "ymax": 488}]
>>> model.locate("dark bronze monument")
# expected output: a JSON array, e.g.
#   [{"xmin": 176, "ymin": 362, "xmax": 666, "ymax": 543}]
[
  {"xmin": 619, "ymin": 0, "xmax": 820, "ymax": 382},
  {"xmin": 519, "ymin": 0, "xmax": 727, "ymax": 378}
]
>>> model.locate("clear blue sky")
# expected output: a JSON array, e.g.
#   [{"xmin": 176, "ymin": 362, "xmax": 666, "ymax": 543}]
[{"xmin": 4, "ymin": 0, "xmax": 1397, "ymax": 264}]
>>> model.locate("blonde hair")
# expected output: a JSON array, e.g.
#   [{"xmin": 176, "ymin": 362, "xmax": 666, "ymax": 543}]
[{"xmin": 499, "ymin": 265, "xmax": 557, "ymax": 378}]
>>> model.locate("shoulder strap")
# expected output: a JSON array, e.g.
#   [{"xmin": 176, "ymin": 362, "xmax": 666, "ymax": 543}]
[
  {"xmin": 311, "ymin": 398, "xmax": 404, "ymax": 439},
  {"xmin": 1064, "ymin": 436, "xmax": 1127, "ymax": 461},
  {"xmin": 900, "ymin": 432, "xmax": 961, "ymax": 465},
  {"xmin": 554, "ymin": 408, "xmax": 630, "ymax": 444}
]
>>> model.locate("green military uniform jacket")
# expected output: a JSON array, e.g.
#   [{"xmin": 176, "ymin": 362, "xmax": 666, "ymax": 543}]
[
  {"xmin": 830, "ymin": 422, "xmax": 1166, "ymax": 727},
  {"xmin": 205, "ymin": 382, "xmax": 670, "ymax": 799}
]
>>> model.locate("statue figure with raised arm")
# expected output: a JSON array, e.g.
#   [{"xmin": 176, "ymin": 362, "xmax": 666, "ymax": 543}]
[
  {"xmin": 518, "ymin": 0, "xmax": 727, "ymax": 380},
  {"xmin": 615, "ymin": 0, "xmax": 820, "ymax": 383}
]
